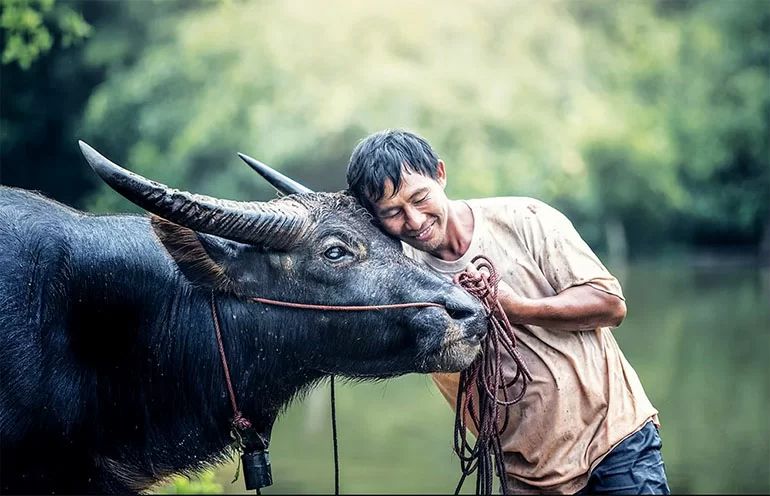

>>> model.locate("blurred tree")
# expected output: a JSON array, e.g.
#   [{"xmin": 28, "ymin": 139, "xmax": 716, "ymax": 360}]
[
  {"xmin": 567, "ymin": 0, "xmax": 768, "ymax": 255},
  {"xmin": 80, "ymin": 1, "xmax": 599, "ymax": 213},
  {"xmin": 1, "ymin": 0, "xmax": 91, "ymax": 69},
  {"xmin": 2, "ymin": 0, "xmax": 766, "ymax": 256},
  {"xmin": 567, "ymin": 1, "xmax": 685, "ymax": 260},
  {"xmin": 0, "ymin": 0, "xmax": 209, "ymax": 206},
  {"xmin": 662, "ymin": 0, "xmax": 770, "ymax": 248},
  {"xmin": 1, "ymin": 0, "xmax": 105, "ymax": 206}
]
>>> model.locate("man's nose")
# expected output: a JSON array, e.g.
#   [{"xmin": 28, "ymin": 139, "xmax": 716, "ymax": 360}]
[{"xmin": 404, "ymin": 206, "xmax": 425, "ymax": 231}]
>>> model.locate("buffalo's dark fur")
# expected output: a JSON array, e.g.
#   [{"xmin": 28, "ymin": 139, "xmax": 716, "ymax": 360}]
[{"xmin": 0, "ymin": 186, "xmax": 484, "ymax": 494}]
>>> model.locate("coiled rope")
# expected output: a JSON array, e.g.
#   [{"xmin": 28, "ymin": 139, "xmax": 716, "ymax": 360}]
[{"xmin": 452, "ymin": 255, "xmax": 533, "ymax": 495}]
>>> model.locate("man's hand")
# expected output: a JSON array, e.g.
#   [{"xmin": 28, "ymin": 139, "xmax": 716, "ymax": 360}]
[
  {"xmin": 453, "ymin": 262, "xmax": 514, "ymax": 300},
  {"xmin": 454, "ymin": 263, "xmax": 533, "ymax": 324},
  {"xmin": 452, "ymin": 262, "xmax": 482, "ymax": 285},
  {"xmin": 454, "ymin": 263, "xmax": 626, "ymax": 331}
]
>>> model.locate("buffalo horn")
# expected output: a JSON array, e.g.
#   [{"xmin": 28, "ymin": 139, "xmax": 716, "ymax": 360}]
[
  {"xmin": 238, "ymin": 152, "xmax": 314, "ymax": 195},
  {"xmin": 79, "ymin": 141, "xmax": 309, "ymax": 248}
]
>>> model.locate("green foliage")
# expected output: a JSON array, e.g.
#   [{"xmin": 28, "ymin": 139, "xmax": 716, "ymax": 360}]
[
  {"xmin": 2, "ymin": 0, "xmax": 767, "ymax": 255},
  {"xmin": 75, "ymin": 0, "xmax": 767, "ymax": 254},
  {"xmin": 153, "ymin": 470, "xmax": 223, "ymax": 494},
  {"xmin": 1, "ymin": 0, "xmax": 90, "ymax": 69},
  {"xmin": 664, "ymin": 0, "xmax": 770, "ymax": 244}
]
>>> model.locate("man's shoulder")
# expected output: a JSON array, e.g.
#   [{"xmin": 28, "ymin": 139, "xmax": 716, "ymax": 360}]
[
  {"xmin": 466, "ymin": 195, "xmax": 549, "ymax": 208},
  {"xmin": 466, "ymin": 196, "xmax": 562, "ymax": 222}
]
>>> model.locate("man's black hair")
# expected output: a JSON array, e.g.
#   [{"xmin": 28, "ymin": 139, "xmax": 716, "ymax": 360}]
[{"xmin": 346, "ymin": 129, "xmax": 440, "ymax": 209}]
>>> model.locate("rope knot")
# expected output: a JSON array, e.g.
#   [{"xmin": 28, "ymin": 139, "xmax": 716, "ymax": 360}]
[{"xmin": 232, "ymin": 412, "xmax": 252, "ymax": 432}]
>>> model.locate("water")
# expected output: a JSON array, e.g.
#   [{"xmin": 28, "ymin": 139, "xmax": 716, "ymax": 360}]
[{"xmin": 155, "ymin": 263, "xmax": 770, "ymax": 494}]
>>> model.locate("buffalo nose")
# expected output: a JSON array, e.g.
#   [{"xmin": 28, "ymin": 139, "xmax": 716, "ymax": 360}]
[
  {"xmin": 445, "ymin": 303, "xmax": 478, "ymax": 321},
  {"xmin": 444, "ymin": 291, "xmax": 488, "ymax": 339},
  {"xmin": 443, "ymin": 291, "xmax": 481, "ymax": 320}
]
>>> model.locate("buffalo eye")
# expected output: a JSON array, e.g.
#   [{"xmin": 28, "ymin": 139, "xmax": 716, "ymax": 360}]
[{"xmin": 323, "ymin": 246, "xmax": 351, "ymax": 262}]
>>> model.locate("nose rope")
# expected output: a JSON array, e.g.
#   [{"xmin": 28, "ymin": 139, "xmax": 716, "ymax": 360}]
[
  {"xmin": 211, "ymin": 257, "xmax": 529, "ymax": 496},
  {"xmin": 211, "ymin": 292, "xmax": 446, "ymax": 495},
  {"xmin": 452, "ymin": 255, "xmax": 532, "ymax": 496},
  {"xmin": 212, "ymin": 296, "xmax": 444, "ymax": 424},
  {"xmin": 210, "ymin": 293, "xmax": 252, "ymax": 432},
  {"xmin": 250, "ymin": 297, "xmax": 443, "ymax": 311}
]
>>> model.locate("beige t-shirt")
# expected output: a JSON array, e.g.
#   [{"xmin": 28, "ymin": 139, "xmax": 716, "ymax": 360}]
[{"xmin": 402, "ymin": 197, "xmax": 658, "ymax": 494}]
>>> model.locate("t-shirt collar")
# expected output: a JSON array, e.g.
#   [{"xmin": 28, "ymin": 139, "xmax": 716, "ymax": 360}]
[{"xmin": 409, "ymin": 200, "xmax": 483, "ymax": 275}]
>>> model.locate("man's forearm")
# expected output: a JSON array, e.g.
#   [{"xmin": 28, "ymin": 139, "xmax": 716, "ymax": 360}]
[{"xmin": 498, "ymin": 284, "xmax": 626, "ymax": 331}]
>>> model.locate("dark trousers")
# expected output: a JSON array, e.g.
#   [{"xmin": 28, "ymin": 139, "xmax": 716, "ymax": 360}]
[{"xmin": 576, "ymin": 421, "xmax": 671, "ymax": 495}]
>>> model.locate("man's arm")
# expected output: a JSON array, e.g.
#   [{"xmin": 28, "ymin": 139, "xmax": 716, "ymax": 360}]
[
  {"xmin": 496, "ymin": 282, "xmax": 626, "ymax": 331},
  {"xmin": 455, "ymin": 267, "xmax": 626, "ymax": 331}
]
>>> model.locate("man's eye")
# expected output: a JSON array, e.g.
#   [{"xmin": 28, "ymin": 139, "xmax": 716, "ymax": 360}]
[
  {"xmin": 381, "ymin": 210, "xmax": 401, "ymax": 219},
  {"xmin": 324, "ymin": 246, "xmax": 350, "ymax": 261},
  {"xmin": 414, "ymin": 195, "xmax": 429, "ymax": 204}
]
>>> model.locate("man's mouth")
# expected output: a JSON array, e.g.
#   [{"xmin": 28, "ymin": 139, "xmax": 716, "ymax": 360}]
[{"xmin": 412, "ymin": 219, "xmax": 436, "ymax": 242}]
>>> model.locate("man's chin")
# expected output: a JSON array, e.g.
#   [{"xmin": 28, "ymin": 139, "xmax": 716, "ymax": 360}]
[{"xmin": 404, "ymin": 236, "xmax": 442, "ymax": 254}]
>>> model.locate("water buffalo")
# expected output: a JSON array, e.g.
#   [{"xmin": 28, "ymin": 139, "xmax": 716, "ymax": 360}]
[{"xmin": 0, "ymin": 142, "xmax": 486, "ymax": 494}]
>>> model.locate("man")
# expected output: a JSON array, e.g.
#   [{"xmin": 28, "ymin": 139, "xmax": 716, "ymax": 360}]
[{"xmin": 345, "ymin": 129, "xmax": 670, "ymax": 494}]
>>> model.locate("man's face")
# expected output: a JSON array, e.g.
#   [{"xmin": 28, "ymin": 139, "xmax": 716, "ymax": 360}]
[{"xmin": 370, "ymin": 161, "xmax": 450, "ymax": 254}]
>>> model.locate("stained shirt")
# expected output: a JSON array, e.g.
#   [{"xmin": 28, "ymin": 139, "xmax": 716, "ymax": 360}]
[{"xmin": 401, "ymin": 197, "xmax": 658, "ymax": 494}]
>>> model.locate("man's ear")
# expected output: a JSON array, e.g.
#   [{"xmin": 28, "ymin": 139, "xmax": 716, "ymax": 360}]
[
  {"xmin": 150, "ymin": 215, "xmax": 238, "ymax": 292},
  {"xmin": 436, "ymin": 160, "xmax": 447, "ymax": 188}
]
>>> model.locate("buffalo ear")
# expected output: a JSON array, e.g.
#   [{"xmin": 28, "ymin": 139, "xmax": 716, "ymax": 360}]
[{"xmin": 151, "ymin": 215, "xmax": 236, "ymax": 292}]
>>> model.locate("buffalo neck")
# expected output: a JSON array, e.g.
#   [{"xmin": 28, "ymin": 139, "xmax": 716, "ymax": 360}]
[{"xmin": 65, "ymin": 215, "xmax": 323, "ymax": 485}]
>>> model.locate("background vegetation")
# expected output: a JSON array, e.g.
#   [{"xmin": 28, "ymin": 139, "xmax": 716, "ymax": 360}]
[
  {"xmin": 2, "ymin": 0, "xmax": 768, "ymax": 493},
  {"xmin": 3, "ymin": 0, "xmax": 768, "ymax": 260}
]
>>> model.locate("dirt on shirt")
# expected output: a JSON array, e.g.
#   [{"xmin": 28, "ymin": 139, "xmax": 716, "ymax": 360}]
[{"xmin": 402, "ymin": 197, "xmax": 658, "ymax": 494}]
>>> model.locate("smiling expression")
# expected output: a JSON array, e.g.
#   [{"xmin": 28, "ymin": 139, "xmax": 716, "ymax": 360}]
[{"xmin": 371, "ymin": 161, "xmax": 451, "ymax": 254}]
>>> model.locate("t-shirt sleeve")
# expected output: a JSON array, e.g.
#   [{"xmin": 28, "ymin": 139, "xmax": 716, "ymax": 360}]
[
  {"xmin": 518, "ymin": 200, "xmax": 624, "ymax": 300},
  {"xmin": 431, "ymin": 372, "xmax": 480, "ymax": 437},
  {"xmin": 431, "ymin": 372, "xmax": 460, "ymax": 406}
]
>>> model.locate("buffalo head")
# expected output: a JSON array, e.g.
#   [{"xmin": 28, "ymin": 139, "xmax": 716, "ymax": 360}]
[{"xmin": 78, "ymin": 142, "xmax": 486, "ymax": 378}]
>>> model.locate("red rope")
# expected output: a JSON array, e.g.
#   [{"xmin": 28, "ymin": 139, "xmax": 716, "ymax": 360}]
[
  {"xmin": 210, "ymin": 293, "xmax": 252, "ymax": 432},
  {"xmin": 211, "ymin": 259, "xmax": 531, "ymax": 496},
  {"xmin": 250, "ymin": 297, "xmax": 442, "ymax": 311},
  {"xmin": 211, "ymin": 294, "xmax": 444, "ymax": 435},
  {"xmin": 452, "ymin": 255, "xmax": 532, "ymax": 495}
]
